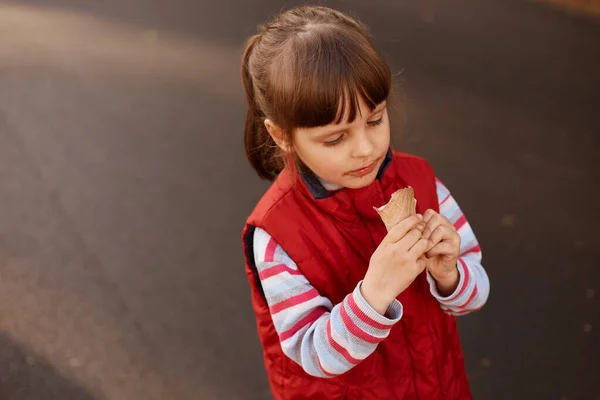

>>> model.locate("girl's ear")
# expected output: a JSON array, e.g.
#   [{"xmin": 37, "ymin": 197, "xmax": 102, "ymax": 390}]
[{"xmin": 264, "ymin": 119, "xmax": 292, "ymax": 152}]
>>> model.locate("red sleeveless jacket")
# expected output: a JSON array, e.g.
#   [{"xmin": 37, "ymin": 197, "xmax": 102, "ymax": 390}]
[{"xmin": 242, "ymin": 151, "xmax": 472, "ymax": 399}]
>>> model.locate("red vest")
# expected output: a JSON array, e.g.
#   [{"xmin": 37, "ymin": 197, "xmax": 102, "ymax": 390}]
[{"xmin": 242, "ymin": 151, "xmax": 472, "ymax": 400}]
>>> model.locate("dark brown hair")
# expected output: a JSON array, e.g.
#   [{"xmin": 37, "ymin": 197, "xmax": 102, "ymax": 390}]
[{"xmin": 241, "ymin": 6, "xmax": 392, "ymax": 180}]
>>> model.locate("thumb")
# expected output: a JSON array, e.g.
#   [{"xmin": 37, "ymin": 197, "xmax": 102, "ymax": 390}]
[{"xmin": 416, "ymin": 257, "xmax": 427, "ymax": 272}]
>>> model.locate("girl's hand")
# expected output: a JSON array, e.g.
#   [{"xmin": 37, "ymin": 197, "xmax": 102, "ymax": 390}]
[
  {"xmin": 421, "ymin": 209, "xmax": 461, "ymax": 296},
  {"xmin": 361, "ymin": 214, "xmax": 430, "ymax": 314}
]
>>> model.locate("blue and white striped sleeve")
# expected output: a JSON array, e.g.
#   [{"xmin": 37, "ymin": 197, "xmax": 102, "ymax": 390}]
[
  {"xmin": 426, "ymin": 178, "xmax": 490, "ymax": 315},
  {"xmin": 253, "ymin": 227, "xmax": 403, "ymax": 378}
]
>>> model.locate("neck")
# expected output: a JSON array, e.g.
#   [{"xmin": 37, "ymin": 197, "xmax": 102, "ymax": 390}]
[{"xmin": 318, "ymin": 177, "xmax": 344, "ymax": 192}]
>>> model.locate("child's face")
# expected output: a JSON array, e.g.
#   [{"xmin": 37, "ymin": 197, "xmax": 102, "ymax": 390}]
[{"xmin": 293, "ymin": 97, "xmax": 390, "ymax": 189}]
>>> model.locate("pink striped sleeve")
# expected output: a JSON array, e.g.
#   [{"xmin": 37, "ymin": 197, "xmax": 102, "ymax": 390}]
[
  {"xmin": 264, "ymin": 237, "xmax": 277, "ymax": 262},
  {"xmin": 252, "ymin": 227, "xmax": 403, "ymax": 378},
  {"xmin": 428, "ymin": 179, "xmax": 490, "ymax": 316},
  {"xmin": 269, "ymin": 288, "xmax": 320, "ymax": 314},
  {"xmin": 259, "ymin": 263, "xmax": 303, "ymax": 280}
]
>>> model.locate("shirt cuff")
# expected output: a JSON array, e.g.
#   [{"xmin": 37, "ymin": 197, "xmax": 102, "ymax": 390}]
[
  {"xmin": 353, "ymin": 281, "xmax": 403, "ymax": 324},
  {"xmin": 427, "ymin": 260, "xmax": 464, "ymax": 301},
  {"xmin": 427, "ymin": 258, "xmax": 476, "ymax": 309}
]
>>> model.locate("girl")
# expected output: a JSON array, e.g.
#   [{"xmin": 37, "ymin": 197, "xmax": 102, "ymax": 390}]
[{"xmin": 241, "ymin": 6, "xmax": 489, "ymax": 400}]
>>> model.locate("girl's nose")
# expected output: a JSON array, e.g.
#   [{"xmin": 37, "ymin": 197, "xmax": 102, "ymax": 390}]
[{"xmin": 352, "ymin": 132, "xmax": 374, "ymax": 158}]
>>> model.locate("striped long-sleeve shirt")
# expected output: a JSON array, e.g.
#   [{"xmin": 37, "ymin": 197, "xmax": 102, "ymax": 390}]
[{"xmin": 252, "ymin": 179, "xmax": 490, "ymax": 378}]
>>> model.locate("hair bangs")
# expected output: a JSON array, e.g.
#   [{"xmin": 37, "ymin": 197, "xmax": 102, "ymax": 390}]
[{"xmin": 269, "ymin": 25, "xmax": 391, "ymax": 133}]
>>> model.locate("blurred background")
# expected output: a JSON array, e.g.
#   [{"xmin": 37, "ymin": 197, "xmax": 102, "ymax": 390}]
[{"xmin": 0, "ymin": 0, "xmax": 598, "ymax": 399}]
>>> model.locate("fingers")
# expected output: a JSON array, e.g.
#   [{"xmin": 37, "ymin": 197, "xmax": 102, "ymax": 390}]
[
  {"xmin": 422, "ymin": 210, "xmax": 442, "ymax": 240},
  {"xmin": 426, "ymin": 242, "xmax": 456, "ymax": 258},
  {"xmin": 423, "ymin": 209, "xmax": 437, "ymax": 223},
  {"xmin": 396, "ymin": 228, "xmax": 426, "ymax": 252},
  {"xmin": 381, "ymin": 214, "xmax": 423, "ymax": 245},
  {"xmin": 409, "ymin": 237, "xmax": 431, "ymax": 257},
  {"xmin": 422, "ymin": 210, "xmax": 452, "ymax": 241},
  {"xmin": 428, "ymin": 225, "xmax": 459, "ymax": 247}
]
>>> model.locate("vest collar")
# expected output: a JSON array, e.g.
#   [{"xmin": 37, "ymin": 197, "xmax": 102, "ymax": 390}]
[
  {"xmin": 299, "ymin": 148, "xmax": 393, "ymax": 200},
  {"xmin": 293, "ymin": 148, "xmax": 395, "ymax": 222}
]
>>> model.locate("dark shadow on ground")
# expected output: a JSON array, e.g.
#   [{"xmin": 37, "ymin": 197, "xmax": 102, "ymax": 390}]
[{"xmin": 0, "ymin": 333, "xmax": 99, "ymax": 400}]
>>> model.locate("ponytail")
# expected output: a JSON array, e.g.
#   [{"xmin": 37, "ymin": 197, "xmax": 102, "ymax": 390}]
[{"xmin": 241, "ymin": 34, "xmax": 285, "ymax": 181}]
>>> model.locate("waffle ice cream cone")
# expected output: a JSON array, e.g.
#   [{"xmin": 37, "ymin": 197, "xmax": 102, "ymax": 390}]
[{"xmin": 374, "ymin": 187, "xmax": 417, "ymax": 231}]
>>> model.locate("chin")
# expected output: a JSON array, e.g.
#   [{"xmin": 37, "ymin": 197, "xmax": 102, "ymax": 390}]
[{"xmin": 342, "ymin": 174, "xmax": 377, "ymax": 190}]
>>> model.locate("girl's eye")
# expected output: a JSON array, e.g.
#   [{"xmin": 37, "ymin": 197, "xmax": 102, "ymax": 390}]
[
  {"xmin": 324, "ymin": 135, "xmax": 344, "ymax": 147},
  {"xmin": 367, "ymin": 117, "xmax": 384, "ymax": 127}
]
